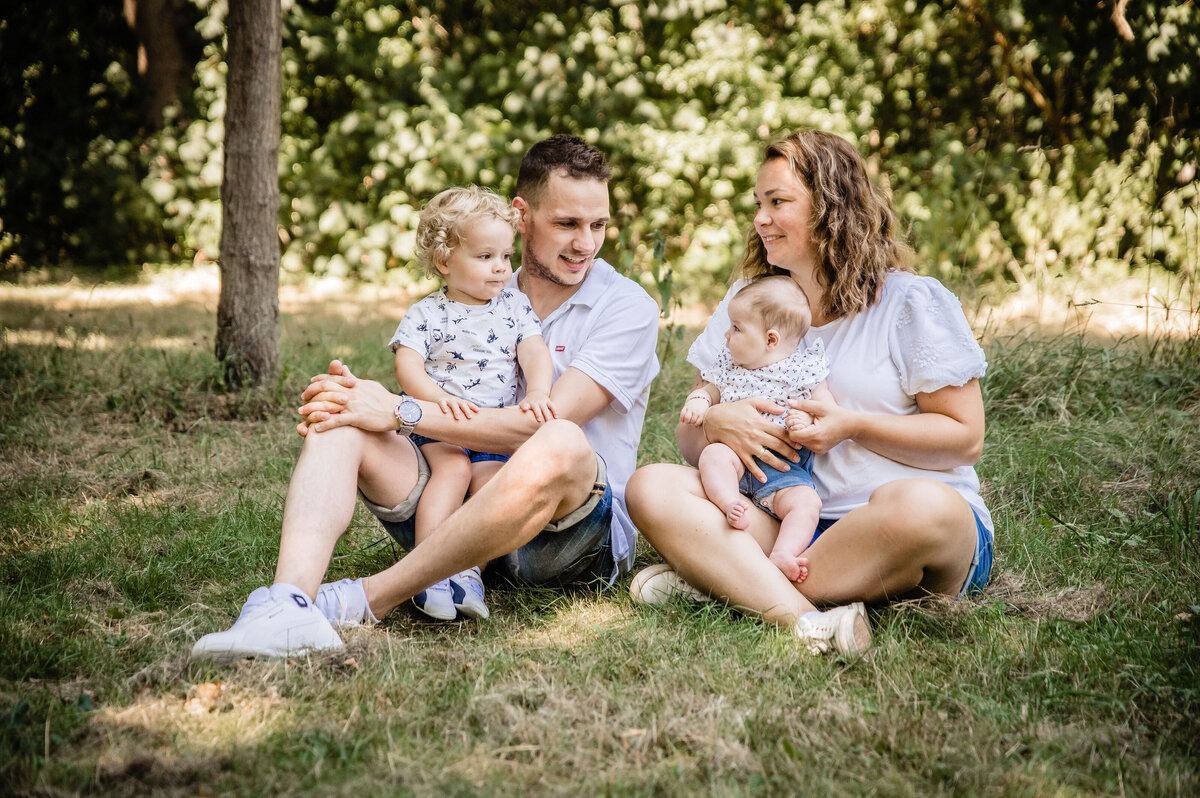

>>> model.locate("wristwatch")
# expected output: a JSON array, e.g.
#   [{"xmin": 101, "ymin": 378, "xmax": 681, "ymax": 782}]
[{"xmin": 393, "ymin": 397, "xmax": 422, "ymax": 436}]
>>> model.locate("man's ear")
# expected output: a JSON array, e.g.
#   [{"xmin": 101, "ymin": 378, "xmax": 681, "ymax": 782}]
[
  {"xmin": 765, "ymin": 329, "xmax": 781, "ymax": 349},
  {"xmin": 512, "ymin": 197, "xmax": 530, "ymax": 233}
]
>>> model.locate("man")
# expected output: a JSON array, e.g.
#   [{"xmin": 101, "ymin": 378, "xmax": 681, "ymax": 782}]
[{"xmin": 192, "ymin": 135, "xmax": 661, "ymax": 659}]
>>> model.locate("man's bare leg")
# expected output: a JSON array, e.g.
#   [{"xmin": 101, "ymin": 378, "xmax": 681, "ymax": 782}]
[
  {"xmin": 274, "ymin": 424, "xmax": 422, "ymax": 599},
  {"xmin": 359, "ymin": 419, "xmax": 597, "ymax": 619}
]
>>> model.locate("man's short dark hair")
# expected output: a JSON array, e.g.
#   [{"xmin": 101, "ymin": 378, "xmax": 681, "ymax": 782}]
[{"xmin": 515, "ymin": 134, "xmax": 612, "ymax": 208}]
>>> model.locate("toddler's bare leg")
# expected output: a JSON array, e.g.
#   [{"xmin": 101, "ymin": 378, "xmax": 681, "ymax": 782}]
[
  {"xmin": 698, "ymin": 443, "xmax": 753, "ymax": 530},
  {"xmin": 414, "ymin": 444, "xmax": 473, "ymax": 545},
  {"xmin": 767, "ymin": 485, "xmax": 821, "ymax": 582}
]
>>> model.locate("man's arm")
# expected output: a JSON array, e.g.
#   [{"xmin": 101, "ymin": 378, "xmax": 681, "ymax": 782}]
[{"xmin": 298, "ymin": 361, "xmax": 612, "ymax": 455}]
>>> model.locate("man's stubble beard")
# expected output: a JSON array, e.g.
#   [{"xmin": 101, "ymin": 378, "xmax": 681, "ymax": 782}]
[{"xmin": 521, "ymin": 225, "xmax": 590, "ymax": 289}]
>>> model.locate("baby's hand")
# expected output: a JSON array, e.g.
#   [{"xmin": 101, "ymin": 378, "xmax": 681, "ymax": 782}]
[
  {"xmin": 680, "ymin": 393, "xmax": 712, "ymax": 427},
  {"xmin": 679, "ymin": 401, "xmax": 707, "ymax": 426},
  {"xmin": 439, "ymin": 396, "xmax": 479, "ymax": 421},
  {"xmin": 519, "ymin": 391, "xmax": 557, "ymax": 423},
  {"xmin": 785, "ymin": 408, "xmax": 813, "ymax": 443}
]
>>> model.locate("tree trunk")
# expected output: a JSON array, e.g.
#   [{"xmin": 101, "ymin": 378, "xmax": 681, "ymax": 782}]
[{"xmin": 216, "ymin": 0, "xmax": 281, "ymax": 389}]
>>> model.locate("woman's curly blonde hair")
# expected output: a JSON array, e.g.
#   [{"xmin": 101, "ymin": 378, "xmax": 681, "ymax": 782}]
[
  {"xmin": 415, "ymin": 186, "xmax": 519, "ymax": 277},
  {"xmin": 737, "ymin": 129, "xmax": 913, "ymax": 320}
]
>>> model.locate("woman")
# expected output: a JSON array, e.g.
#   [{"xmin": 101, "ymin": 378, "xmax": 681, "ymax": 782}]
[{"xmin": 625, "ymin": 129, "xmax": 993, "ymax": 656}]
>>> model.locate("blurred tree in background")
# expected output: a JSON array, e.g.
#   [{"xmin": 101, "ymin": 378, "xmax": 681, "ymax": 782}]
[{"xmin": 1, "ymin": 0, "xmax": 1196, "ymax": 303}]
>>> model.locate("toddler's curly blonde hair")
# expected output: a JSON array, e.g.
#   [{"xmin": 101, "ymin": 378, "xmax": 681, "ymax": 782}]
[{"xmin": 415, "ymin": 186, "xmax": 519, "ymax": 277}]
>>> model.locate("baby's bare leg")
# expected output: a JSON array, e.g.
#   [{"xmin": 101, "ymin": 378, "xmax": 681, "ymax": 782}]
[
  {"xmin": 767, "ymin": 485, "xmax": 821, "ymax": 582},
  {"xmin": 697, "ymin": 443, "xmax": 753, "ymax": 530}
]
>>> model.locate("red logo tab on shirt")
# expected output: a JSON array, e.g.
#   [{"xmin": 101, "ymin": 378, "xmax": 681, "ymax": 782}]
[{"xmin": 555, "ymin": 346, "xmax": 566, "ymax": 352}]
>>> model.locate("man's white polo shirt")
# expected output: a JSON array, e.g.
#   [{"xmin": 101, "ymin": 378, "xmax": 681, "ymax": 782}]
[{"xmin": 509, "ymin": 258, "xmax": 660, "ymax": 574}]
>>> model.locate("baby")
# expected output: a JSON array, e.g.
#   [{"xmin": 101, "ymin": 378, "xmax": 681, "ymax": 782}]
[
  {"xmin": 680, "ymin": 275, "xmax": 832, "ymax": 582},
  {"xmin": 390, "ymin": 186, "xmax": 556, "ymax": 620}
]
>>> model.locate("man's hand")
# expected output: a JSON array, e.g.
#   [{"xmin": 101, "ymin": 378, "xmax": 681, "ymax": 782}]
[
  {"xmin": 296, "ymin": 360, "xmax": 399, "ymax": 436},
  {"xmin": 701, "ymin": 397, "xmax": 798, "ymax": 483},
  {"xmin": 518, "ymin": 390, "xmax": 557, "ymax": 423},
  {"xmin": 297, "ymin": 360, "xmax": 355, "ymax": 436}
]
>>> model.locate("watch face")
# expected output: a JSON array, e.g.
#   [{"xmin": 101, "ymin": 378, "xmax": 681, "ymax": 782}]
[{"xmin": 398, "ymin": 399, "xmax": 422, "ymax": 424}]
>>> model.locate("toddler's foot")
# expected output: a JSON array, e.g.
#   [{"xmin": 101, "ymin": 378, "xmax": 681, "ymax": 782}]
[
  {"xmin": 770, "ymin": 551, "xmax": 809, "ymax": 583},
  {"xmin": 725, "ymin": 498, "xmax": 752, "ymax": 530}
]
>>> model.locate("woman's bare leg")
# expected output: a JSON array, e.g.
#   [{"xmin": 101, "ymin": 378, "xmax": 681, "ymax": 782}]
[
  {"xmin": 796, "ymin": 479, "xmax": 978, "ymax": 605},
  {"xmin": 627, "ymin": 463, "xmax": 816, "ymax": 628}
]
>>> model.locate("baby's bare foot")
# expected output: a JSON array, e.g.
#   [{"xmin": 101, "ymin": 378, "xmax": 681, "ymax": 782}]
[
  {"xmin": 793, "ymin": 558, "xmax": 809, "ymax": 583},
  {"xmin": 726, "ymin": 498, "xmax": 752, "ymax": 530},
  {"xmin": 770, "ymin": 550, "xmax": 808, "ymax": 582}
]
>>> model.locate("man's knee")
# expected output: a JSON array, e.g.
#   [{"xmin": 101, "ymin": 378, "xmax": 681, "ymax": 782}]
[{"xmin": 523, "ymin": 419, "xmax": 594, "ymax": 483}]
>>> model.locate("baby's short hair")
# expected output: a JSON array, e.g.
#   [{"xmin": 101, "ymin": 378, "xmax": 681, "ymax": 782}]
[
  {"xmin": 731, "ymin": 275, "xmax": 813, "ymax": 344},
  {"xmin": 415, "ymin": 186, "xmax": 519, "ymax": 276}
]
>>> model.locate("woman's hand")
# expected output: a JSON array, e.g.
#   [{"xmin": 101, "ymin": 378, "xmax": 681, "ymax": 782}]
[
  {"xmin": 786, "ymin": 391, "xmax": 859, "ymax": 455},
  {"xmin": 702, "ymin": 397, "xmax": 798, "ymax": 482}
]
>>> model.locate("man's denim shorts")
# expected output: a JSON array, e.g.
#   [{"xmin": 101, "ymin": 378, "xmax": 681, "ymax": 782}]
[
  {"xmin": 358, "ymin": 440, "xmax": 615, "ymax": 588},
  {"xmin": 410, "ymin": 433, "xmax": 510, "ymax": 464},
  {"xmin": 811, "ymin": 507, "xmax": 994, "ymax": 598}
]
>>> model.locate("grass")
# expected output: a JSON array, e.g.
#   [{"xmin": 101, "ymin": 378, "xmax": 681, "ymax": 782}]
[{"xmin": 1, "ymin": 266, "xmax": 1198, "ymax": 796}]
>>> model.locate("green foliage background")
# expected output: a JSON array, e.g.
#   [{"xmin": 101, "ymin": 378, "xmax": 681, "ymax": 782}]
[{"xmin": 2, "ymin": 0, "xmax": 1197, "ymax": 302}]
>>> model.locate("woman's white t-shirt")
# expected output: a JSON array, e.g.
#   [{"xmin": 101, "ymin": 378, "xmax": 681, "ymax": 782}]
[{"xmin": 687, "ymin": 270, "xmax": 992, "ymax": 535}]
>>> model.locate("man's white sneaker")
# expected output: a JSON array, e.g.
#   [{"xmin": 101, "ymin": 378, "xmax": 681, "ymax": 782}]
[
  {"xmin": 794, "ymin": 602, "xmax": 871, "ymax": 656},
  {"xmin": 629, "ymin": 563, "xmax": 711, "ymax": 605},
  {"xmin": 412, "ymin": 578, "xmax": 457, "ymax": 620},
  {"xmin": 449, "ymin": 567, "xmax": 490, "ymax": 620},
  {"xmin": 191, "ymin": 583, "xmax": 344, "ymax": 661},
  {"xmin": 315, "ymin": 578, "xmax": 379, "ymax": 628}
]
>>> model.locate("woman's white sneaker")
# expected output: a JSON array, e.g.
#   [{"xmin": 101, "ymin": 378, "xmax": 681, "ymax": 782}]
[
  {"xmin": 794, "ymin": 602, "xmax": 871, "ymax": 656},
  {"xmin": 629, "ymin": 563, "xmax": 711, "ymax": 605}
]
